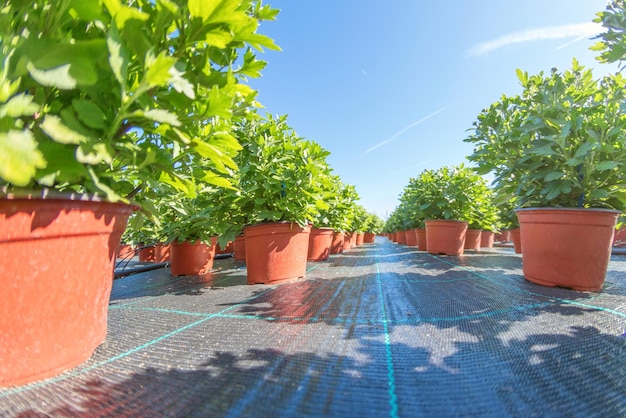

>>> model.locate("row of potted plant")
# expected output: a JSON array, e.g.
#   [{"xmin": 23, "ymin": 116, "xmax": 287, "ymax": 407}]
[
  {"xmin": 387, "ymin": 2, "xmax": 626, "ymax": 293},
  {"xmin": 0, "ymin": 0, "xmax": 285, "ymax": 387}
]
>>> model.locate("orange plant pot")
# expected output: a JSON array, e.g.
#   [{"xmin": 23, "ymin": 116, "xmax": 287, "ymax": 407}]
[
  {"xmin": 425, "ymin": 219, "xmax": 468, "ymax": 256},
  {"xmin": 216, "ymin": 240, "xmax": 234, "ymax": 255},
  {"xmin": 244, "ymin": 222, "xmax": 311, "ymax": 285},
  {"xmin": 405, "ymin": 229, "xmax": 418, "ymax": 247},
  {"xmin": 138, "ymin": 244, "xmax": 157, "ymax": 262},
  {"xmin": 510, "ymin": 228, "xmax": 522, "ymax": 254},
  {"xmin": 331, "ymin": 231, "xmax": 345, "ymax": 254},
  {"xmin": 464, "ymin": 229, "xmax": 482, "ymax": 250},
  {"xmin": 155, "ymin": 242, "xmax": 171, "ymax": 263},
  {"xmin": 0, "ymin": 198, "xmax": 133, "ymax": 387},
  {"xmin": 396, "ymin": 230, "xmax": 407, "ymax": 245},
  {"xmin": 117, "ymin": 244, "xmax": 134, "ymax": 258},
  {"xmin": 308, "ymin": 227, "xmax": 333, "ymax": 261},
  {"xmin": 343, "ymin": 232, "xmax": 353, "ymax": 250},
  {"xmin": 480, "ymin": 230, "xmax": 495, "ymax": 248},
  {"xmin": 415, "ymin": 228, "xmax": 427, "ymax": 251},
  {"xmin": 350, "ymin": 231, "xmax": 357, "ymax": 247},
  {"xmin": 234, "ymin": 235, "xmax": 246, "ymax": 262},
  {"xmin": 515, "ymin": 208, "xmax": 619, "ymax": 291},
  {"xmin": 169, "ymin": 238, "xmax": 217, "ymax": 276},
  {"xmin": 495, "ymin": 230, "xmax": 511, "ymax": 243},
  {"xmin": 356, "ymin": 233, "xmax": 365, "ymax": 246},
  {"xmin": 363, "ymin": 232, "xmax": 376, "ymax": 243}
]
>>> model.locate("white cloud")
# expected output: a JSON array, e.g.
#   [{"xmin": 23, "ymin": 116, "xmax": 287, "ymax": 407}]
[
  {"xmin": 365, "ymin": 108, "xmax": 446, "ymax": 154},
  {"xmin": 467, "ymin": 22, "xmax": 604, "ymax": 57}
]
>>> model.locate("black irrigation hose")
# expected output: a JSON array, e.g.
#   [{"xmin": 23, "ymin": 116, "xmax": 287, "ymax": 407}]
[{"xmin": 113, "ymin": 253, "xmax": 235, "ymax": 279}]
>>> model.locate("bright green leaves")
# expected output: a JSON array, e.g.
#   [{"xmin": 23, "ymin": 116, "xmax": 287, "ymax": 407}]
[
  {"xmin": 144, "ymin": 50, "xmax": 177, "ymax": 89},
  {"xmin": 465, "ymin": 59, "xmax": 626, "ymax": 210},
  {"xmin": 0, "ymin": 130, "xmax": 46, "ymax": 186}
]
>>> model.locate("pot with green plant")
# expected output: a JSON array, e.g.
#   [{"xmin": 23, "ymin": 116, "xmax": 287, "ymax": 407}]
[
  {"xmin": 232, "ymin": 115, "xmax": 331, "ymax": 284},
  {"xmin": 465, "ymin": 59, "xmax": 626, "ymax": 291},
  {"xmin": 409, "ymin": 165, "xmax": 486, "ymax": 255},
  {"xmin": 0, "ymin": 0, "xmax": 279, "ymax": 386}
]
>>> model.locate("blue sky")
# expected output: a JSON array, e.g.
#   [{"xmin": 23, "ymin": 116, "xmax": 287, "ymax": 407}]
[{"xmin": 248, "ymin": 0, "xmax": 620, "ymax": 219}]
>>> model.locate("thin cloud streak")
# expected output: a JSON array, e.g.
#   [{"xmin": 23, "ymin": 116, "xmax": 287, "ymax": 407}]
[
  {"xmin": 467, "ymin": 22, "xmax": 604, "ymax": 56},
  {"xmin": 365, "ymin": 107, "xmax": 446, "ymax": 154}
]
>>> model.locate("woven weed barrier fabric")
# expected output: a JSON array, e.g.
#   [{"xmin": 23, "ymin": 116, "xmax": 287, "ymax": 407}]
[{"xmin": 2, "ymin": 238, "xmax": 626, "ymax": 417}]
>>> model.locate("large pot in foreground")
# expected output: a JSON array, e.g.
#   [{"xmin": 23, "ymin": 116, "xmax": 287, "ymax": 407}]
[
  {"xmin": 0, "ymin": 197, "xmax": 133, "ymax": 387},
  {"xmin": 425, "ymin": 219, "xmax": 468, "ymax": 256},
  {"xmin": 244, "ymin": 222, "xmax": 311, "ymax": 285},
  {"xmin": 515, "ymin": 208, "xmax": 619, "ymax": 291}
]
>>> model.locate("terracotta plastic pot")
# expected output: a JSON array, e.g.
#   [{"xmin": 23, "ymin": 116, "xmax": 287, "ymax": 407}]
[
  {"xmin": 343, "ymin": 232, "xmax": 353, "ymax": 250},
  {"xmin": 396, "ymin": 230, "xmax": 406, "ymax": 245},
  {"xmin": 331, "ymin": 231, "xmax": 345, "ymax": 254},
  {"xmin": 363, "ymin": 232, "xmax": 376, "ymax": 244},
  {"xmin": 464, "ymin": 229, "xmax": 482, "ymax": 250},
  {"xmin": 117, "ymin": 244, "xmax": 134, "ymax": 259},
  {"xmin": 415, "ymin": 228, "xmax": 427, "ymax": 251},
  {"xmin": 480, "ymin": 230, "xmax": 495, "ymax": 248},
  {"xmin": 169, "ymin": 238, "xmax": 217, "ymax": 276},
  {"xmin": 244, "ymin": 222, "xmax": 311, "ymax": 285},
  {"xmin": 155, "ymin": 242, "xmax": 171, "ymax": 263},
  {"xmin": 356, "ymin": 233, "xmax": 365, "ymax": 246},
  {"xmin": 308, "ymin": 227, "xmax": 334, "ymax": 261},
  {"xmin": 216, "ymin": 240, "xmax": 234, "ymax": 255},
  {"xmin": 234, "ymin": 235, "xmax": 246, "ymax": 262},
  {"xmin": 0, "ymin": 197, "xmax": 134, "ymax": 387},
  {"xmin": 515, "ymin": 208, "xmax": 619, "ymax": 291},
  {"xmin": 425, "ymin": 219, "xmax": 468, "ymax": 256},
  {"xmin": 350, "ymin": 231, "xmax": 357, "ymax": 247},
  {"xmin": 510, "ymin": 228, "xmax": 522, "ymax": 254},
  {"xmin": 405, "ymin": 229, "xmax": 418, "ymax": 247},
  {"xmin": 495, "ymin": 230, "xmax": 511, "ymax": 243},
  {"xmin": 138, "ymin": 244, "xmax": 157, "ymax": 262}
]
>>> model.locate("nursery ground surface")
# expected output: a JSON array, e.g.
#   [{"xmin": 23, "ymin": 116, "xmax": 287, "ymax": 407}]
[{"xmin": 2, "ymin": 237, "xmax": 626, "ymax": 417}]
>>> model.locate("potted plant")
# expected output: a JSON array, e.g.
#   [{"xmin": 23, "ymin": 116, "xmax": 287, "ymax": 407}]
[
  {"xmin": 407, "ymin": 165, "xmax": 487, "ymax": 256},
  {"xmin": 465, "ymin": 59, "xmax": 626, "ymax": 291},
  {"xmin": 0, "ymin": 0, "xmax": 279, "ymax": 386},
  {"xmin": 231, "ymin": 114, "xmax": 330, "ymax": 284}
]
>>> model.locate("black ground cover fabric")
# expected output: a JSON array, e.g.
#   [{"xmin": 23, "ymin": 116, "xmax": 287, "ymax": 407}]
[{"xmin": 2, "ymin": 238, "xmax": 626, "ymax": 417}]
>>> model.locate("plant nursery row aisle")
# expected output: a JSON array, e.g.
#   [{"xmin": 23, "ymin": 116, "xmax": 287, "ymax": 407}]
[{"xmin": 2, "ymin": 238, "xmax": 626, "ymax": 417}]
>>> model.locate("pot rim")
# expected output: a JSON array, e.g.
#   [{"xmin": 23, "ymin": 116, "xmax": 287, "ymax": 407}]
[{"xmin": 514, "ymin": 207, "xmax": 621, "ymax": 214}]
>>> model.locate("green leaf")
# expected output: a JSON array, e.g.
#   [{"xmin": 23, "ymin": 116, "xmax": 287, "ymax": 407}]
[
  {"xmin": 0, "ymin": 93, "xmax": 39, "ymax": 118},
  {"xmin": 143, "ymin": 109, "xmax": 181, "ymax": 126},
  {"xmin": 76, "ymin": 142, "xmax": 113, "ymax": 165},
  {"xmin": 544, "ymin": 171, "xmax": 563, "ymax": 181},
  {"xmin": 0, "ymin": 130, "xmax": 46, "ymax": 186},
  {"xmin": 107, "ymin": 25, "xmax": 129, "ymax": 86},
  {"xmin": 27, "ymin": 63, "xmax": 77, "ymax": 89},
  {"xmin": 144, "ymin": 50, "xmax": 176, "ymax": 88},
  {"xmin": 596, "ymin": 161, "xmax": 618, "ymax": 171},
  {"xmin": 40, "ymin": 115, "xmax": 88, "ymax": 144},
  {"xmin": 72, "ymin": 99, "xmax": 107, "ymax": 130},
  {"xmin": 589, "ymin": 189, "xmax": 610, "ymax": 199},
  {"xmin": 199, "ymin": 171, "xmax": 235, "ymax": 189},
  {"xmin": 69, "ymin": 0, "xmax": 103, "ymax": 21},
  {"xmin": 530, "ymin": 144, "xmax": 554, "ymax": 156}
]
